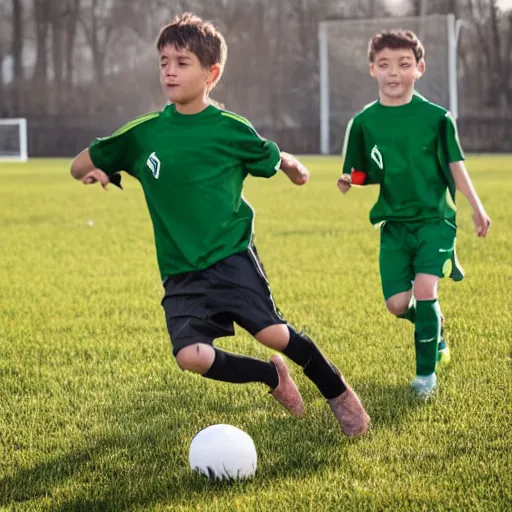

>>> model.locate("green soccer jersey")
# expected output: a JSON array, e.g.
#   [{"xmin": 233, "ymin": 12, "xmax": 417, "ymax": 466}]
[
  {"xmin": 342, "ymin": 93, "xmax": 464, "ymax": 225},
  {"xmin": 89, "ymin": 104, "xmax": 281, "ymax": 279}
]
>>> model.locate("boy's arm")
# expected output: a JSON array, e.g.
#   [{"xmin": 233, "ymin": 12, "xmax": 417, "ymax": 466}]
[
  {"xmin": 449, "ymin": 161, "xmax": 491, "ymax": 237},
  {"xmin": 280, "ymin": 151, "xmax": 309, "ymax": 185},
  {"xmin": 71, "ymin": 148, "xmax": 122, "ymax": 190},
  {"xmin": 443, "ymin": 112, "xmax": 490, "ymax": 237},
  {"xmin": 71, "ymin": 148, "xmax": 96, "ymax": 179},
  {"xmin": 338, "ymin": 116, "xmax": 367, "ymax": 194},
  {"xmin": 235, "ymin": 121, "xmax": 308, "ymax": 185}
]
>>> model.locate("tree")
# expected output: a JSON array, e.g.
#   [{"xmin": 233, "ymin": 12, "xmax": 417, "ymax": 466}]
[
  {"xmin": 33, "ymin": 0, "xmax": 50, "ymax": 83},
  {"xmin": 63, "ymin": 0, "xmax": 82, "ymax": 88},
  {"xmin": 11, "ymin": 0, "xmax": 23, "ymax": 112},
  {"xmin": 467, "ymin": 0, "xmax": 512, "ymax": 112},
  {"xmin": 11, "ymin": 0, "xmax": 23, "ymax": 82},
  {"xmin": 79, "ymin": 0, "xmax": 115, "ymax": 84}
]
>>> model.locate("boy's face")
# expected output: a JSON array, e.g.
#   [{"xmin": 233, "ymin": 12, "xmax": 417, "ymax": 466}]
[
  {"xmin": 159, "ymin": 45, "xmax": 219, "ymax": 105},
  {"xmin": 369, "ymin": 48, "xmax": 425, "ymax": 102}
]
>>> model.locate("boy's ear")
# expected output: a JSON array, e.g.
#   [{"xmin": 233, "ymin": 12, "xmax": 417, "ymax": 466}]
[
  {"xmin": 207, "ymin": 63, "xmax": 222, "ymax": 89},
  {"xmin": 369, "ymin": 62, "xmax": 375, "ymax": 77},
  {"xmin": 415, "ymin": 59, "xmax": 426, "ymax": 79}
]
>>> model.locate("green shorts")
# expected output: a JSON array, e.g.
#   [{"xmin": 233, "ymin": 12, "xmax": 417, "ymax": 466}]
[{"xmin": 379, "ymin": 219, "xmax": 464, "ymax": 300}]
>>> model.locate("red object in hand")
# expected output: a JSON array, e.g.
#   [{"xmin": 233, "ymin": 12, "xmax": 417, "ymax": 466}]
[{"xmin": 351, "ymin": 170, "xmax": 367, "ymax": 185}]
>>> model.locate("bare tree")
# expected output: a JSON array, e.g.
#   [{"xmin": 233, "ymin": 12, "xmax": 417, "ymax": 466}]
[
  {"xmin": 11, "ymin": 0, "xmax": 23, "ymax": 82},
  {"xmin": 5, "ymin": 0, "xmax": 511, "ymax": 152},
  {"xmin": 467, "ymin": 0, "xmax": 512, "ymax": 112},
  {"xmin": 488, "ymin": 0, "xmax": 510, "ymax": 110},
  {"xmin": 79, "ymin": 0, "xmax": 115, "ymax": 84},
  {"xmin": 10, "ymin": 0, "xmax": 24, "ymax": 112},
  {"xmin": 63, "ymin": 0, "xmax": 81, "ymax": 88},
  {"xmin": 505, "ymin": 10, "xmax": 512, "ymax": 107},
  {"xmin": 50, "ymin": 0, "xmax": 63, "ymax": 88},
  {"xmin": 33, "ymin": 0, "xmax": 50, "ymax": 83},
  {"xmin": 0, "ymin": 38, "xmax": 4, "ymax": 116}
]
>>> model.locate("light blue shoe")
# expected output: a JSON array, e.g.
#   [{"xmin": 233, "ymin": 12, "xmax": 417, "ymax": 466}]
[{"xmin": 411, "ymin": 373, "xmax": 437, "ymax": 398}]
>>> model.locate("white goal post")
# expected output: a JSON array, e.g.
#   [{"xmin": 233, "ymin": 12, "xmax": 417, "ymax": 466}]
[
  {"xmin": 319, "ymin": 14, "xmax": 464, "ymax": 154},
  {"xmin": 0, "ymin": 118, "xmax": 28, "ymax": 162}
]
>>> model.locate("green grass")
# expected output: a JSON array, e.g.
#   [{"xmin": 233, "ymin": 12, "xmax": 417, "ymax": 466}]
[{"xmin": 0, "ymin": 156, "xmax": 510, "ymax": 511}]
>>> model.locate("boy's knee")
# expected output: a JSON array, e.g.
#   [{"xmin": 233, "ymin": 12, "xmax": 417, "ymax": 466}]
[
  {"xmin": 175, "ymin": 345, "xmax": 198, "ymax": 370},
  {"xmin": 175, "ymin": 343, "xmax": 214, "ymax": 373},
  {"xmin": 386, "ymin": 294, "xmax": 411, "ymax": 316},
  {"xmin": 414, "ymin": 274, "xmax": 439, "ymax": 300},
  {"xmin": 254, "ymin": 323, "xmax": 290, "ymax": 351}
]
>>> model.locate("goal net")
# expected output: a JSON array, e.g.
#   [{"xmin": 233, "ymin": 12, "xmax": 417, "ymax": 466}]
[
  {"xmin": 319, "ymin": 14, "xmax": 459, "ymax": 154},
  {"xmin": 0, "ymin": 118, "xmax": 28, "ymax": 161}
]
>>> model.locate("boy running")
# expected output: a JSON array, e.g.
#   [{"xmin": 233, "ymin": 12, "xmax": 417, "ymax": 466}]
[
  {"xmin": 71, "ymin": 13, "xmax": 370, "ymax": 436},
  {"xmin": 338, "ymin": 30, "xmax": 491, "ymax": 398}
]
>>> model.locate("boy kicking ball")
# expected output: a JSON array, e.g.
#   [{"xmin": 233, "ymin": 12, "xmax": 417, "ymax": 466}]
[{"xmin": 71, "ymin": 13, "xmax": 370, "ymax": 435}]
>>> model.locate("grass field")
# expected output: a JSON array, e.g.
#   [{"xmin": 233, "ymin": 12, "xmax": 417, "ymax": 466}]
[{"xmin": 0, "ymin": 156, "xmax": 511, "ymax": 511}]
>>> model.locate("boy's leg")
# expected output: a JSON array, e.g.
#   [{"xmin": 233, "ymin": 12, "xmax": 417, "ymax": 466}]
[
  {"xmin": 282, "ymin": 326, "xmax": 370, "ymax": 437},
  {"xmin": 411, "ymin": 273, "xmax": 441, "ymax": 397},
  {"xmin": 255, "ymin": 323, "xmax": 370, "ymax": 437},
  {"xmin": 413, "ymin": 274, "xmax": 441, "ymax": 374},
  {"xmin": 175, "ymin": 343, "xmax": 277, "ymax": 388},
  {"xmin": 415, "ymin": 220, "xmax": 459, "ymax": 370},
  {"xmin": 219, "ymin": 248, "xmax": 369, "ymax": 436},
  {"xmin": 397, "ymin": 294, "xmax": 416, "ymax": 323},
  {"xmin": 161, "ymin": 267, "xmax": 303, "ymax": 416},
  {"xmin": 380, "ymin": 223, "xmax": 415, "ymax": 318},
  {"xmin": 387, "ymin": 291, "xmax": 415, "ymax": 320},
  {"xmin": 175, "ymin": 342, "xmax": 304, "ymax": 416},
  {"xmin": 255, "ymin": 324, "xmax": 346, "ymax": 399},
  {"xmin": 389, "ymin": 290, "xmax": 448, "ymax": 364},
  {"xmin": 411, "ymin": 221, "xmax": 455, "ymax": 396},
  {"xmin": 380, "ymin": 223, "xmax": 438, "ymax": 397}
]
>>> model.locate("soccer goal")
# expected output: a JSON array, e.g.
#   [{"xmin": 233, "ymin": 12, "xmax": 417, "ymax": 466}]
[
  {"xmin": 319, "ymin": 14, "xmax": 464, "ymax": 154},
  {"xmin": 0, "ymin": 118, "xmax": 28, "ymax": 162}
]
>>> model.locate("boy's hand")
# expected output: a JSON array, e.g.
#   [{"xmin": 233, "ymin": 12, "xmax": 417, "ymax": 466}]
[
  {"xmin": 81, "ymin": 169, "xmax": 110, "ymax": 190},
  {"xmin": 472, "ymin": 206, "xmax": 491, "ymax": 237},
  {"xmin": 337, "ymin": 174, "xmax": 352, "ymax": 194},
  {"xmin": 280, "ymin": 152, "xmax": 309, "ymax": 186}
]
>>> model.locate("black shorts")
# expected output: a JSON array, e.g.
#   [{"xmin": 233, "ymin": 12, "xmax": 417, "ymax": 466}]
[{"xmin": 161, "ymin": 247, "xmax": 286, "ymax": 356}]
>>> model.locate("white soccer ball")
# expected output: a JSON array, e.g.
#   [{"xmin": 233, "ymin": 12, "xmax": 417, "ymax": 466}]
[{"xmin": 189, "ymin": 424, "xmax": 257, "ymax": 480}]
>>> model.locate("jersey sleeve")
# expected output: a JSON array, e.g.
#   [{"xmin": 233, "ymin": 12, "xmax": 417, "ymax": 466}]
[
  {"xmin": 89, "ymin": 126, "xmax": 136, "ymax": 177},
  {"xmin": 227, "ymin": 116, "xmax": 281, "ymax": 178},
  {"xmin": 243, "ymin": 136, "xmax": 281, "ymax": 178},
  {"xmin": 442, "ymin": 112, "xmax": 465, "ymax": 163},
  {"xmin": 342, "ymin": 116, "xmax": 367, "ymax": 175}
]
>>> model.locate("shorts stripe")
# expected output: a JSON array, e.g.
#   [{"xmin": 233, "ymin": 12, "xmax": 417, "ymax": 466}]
[{"xmin": 247, "ymin": 246, "xmax": 283, "ymax": 320}]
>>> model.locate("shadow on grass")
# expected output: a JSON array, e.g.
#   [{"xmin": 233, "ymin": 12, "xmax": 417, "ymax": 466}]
[
  {"xmin": 0, "ymin": 385, "xmax": 348, "ymax": 511},
  {"xmin": 358, "ymin": 380, "xmax": 426, "ymax": 432}
]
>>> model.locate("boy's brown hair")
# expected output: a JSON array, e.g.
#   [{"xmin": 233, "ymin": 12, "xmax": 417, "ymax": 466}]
[
  {"xmin": 368, "ymin": 30, "xmax": 425, "ymax": 63},
  {"xmin": 156, "ymin": 13, "xmax": 228, "ymax": 88}
]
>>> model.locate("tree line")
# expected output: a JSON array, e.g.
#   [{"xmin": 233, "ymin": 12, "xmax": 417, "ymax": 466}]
[{"xmin": 1, "ymin": 0, "xmax": 510, "ymax": 154}]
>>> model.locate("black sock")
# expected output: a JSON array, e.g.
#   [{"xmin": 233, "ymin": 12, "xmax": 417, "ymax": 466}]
[
  {"xmin": 283, "ymin": 326, "xmax": 346, "ymax": 399},
  {"xmin": 203, "ymin": 347, "xmax": 278, "ymax": 389}
]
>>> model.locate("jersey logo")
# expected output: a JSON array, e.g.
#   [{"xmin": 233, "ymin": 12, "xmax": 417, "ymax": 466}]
[
  {"xmin": 146, "ymin": 152, "xmax": 161, "ymax": 179},
  {"xmin": 439, "ymin": 241, "xmax": 455, "ymax": 253},
  {"xmin": 371, "ymin": 145, "xmax": 383, "ymax": 170},
  {"xmin": 417, "ymin": 336, "xmax": 437, "ymax": 343}
]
